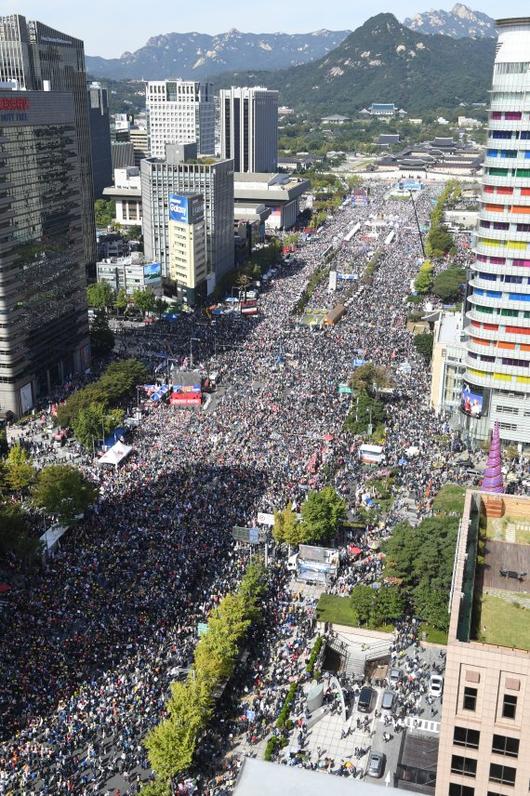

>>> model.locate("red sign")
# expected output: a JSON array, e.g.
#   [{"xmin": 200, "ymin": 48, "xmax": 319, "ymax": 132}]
[{"xmin": 0, "ymin": 97, "xmax": 30, "ymax": 111}]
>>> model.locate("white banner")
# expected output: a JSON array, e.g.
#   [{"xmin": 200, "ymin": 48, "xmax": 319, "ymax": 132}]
[{"xmin": 257, "ymin": 512, "xmax": 275, "ymax": 527}]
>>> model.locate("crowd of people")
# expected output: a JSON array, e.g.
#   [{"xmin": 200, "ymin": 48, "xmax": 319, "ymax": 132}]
[{"xmin": 0, "ymin": 179, "xmax": 513, "ymax": 795}]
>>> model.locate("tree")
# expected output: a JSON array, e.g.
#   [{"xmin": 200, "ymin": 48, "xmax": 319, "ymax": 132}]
[
  {"xmin": 427, "ymin": 225, "xmax": 455, "ymax": 258},
  {"xmin": 299, "ymin": 486, "xmax": 346, "ymax": 545},
  {"xmin": 414, "ymin": 332, "xmax": 434, "ymax": 362},
  {"xmin": 72, "ymin": 402, "xmax": 124, "ymax": 450},
  {"xmin": 350, "ymin": 584, "xmax": 375, "ymax": 626},
  {"xmin": 132, "ymin": 288, "xmax": 157, "ymax": 316},
  {"xmin": 87, "ymin": 282, "xmax": 114, "ymax": 310},
  {"xmin": 414, "ymin": 261, "xmax": 434, "ymax": 294},
  {"xmin": 138, "ymin": 782, "xmax": 170, "ymax": 796},
  {"xmin": 126, "ymin": 225, "xmax": 142, "ymax": 240},
  {"xmin": 372, "ymin": 585, "xmax": 405, "ymax": 626},
  {"xmin": 94, "ymin": 198, "xmax": 115, "ymax": 227},
  {"xmin": 433, "ymin": 267, "xmax": 466, "ymax": 303},
  {"xmin": 32, "ymin": 464, "xmax": 97, "ymax": 522},
  {"xmin": 5, "ymin": 444, "xmax": 35, "ymax": 492},
  {"xmin": 90, "ymin": 310, "xmax": 115, "ymax": 357},
  {"xmin": 115, "ymin": 288, "xmax": 128, "ymax": 315},
  {"xmin": 344, "ymin": 391, "xmax": 386, "ymax": 436},
  {"xmin": 0, "ymin": 502, "xmax": 40, "ymax": 566},
  {"xmin": 349, "ymin": 363, "xmax": 391, "ymax": 395},
  {"xmin": 154, "ymin": 298, "xmax": 166, "ymax": 318},
  {"xmin": 272, "ymin": 503, "xmax": 303, "ymax": 545}
]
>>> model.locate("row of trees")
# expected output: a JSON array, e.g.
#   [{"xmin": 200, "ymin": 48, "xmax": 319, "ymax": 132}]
[
  {"xmin": 272, "ymin": 487, "xmax": 347, "ymax": 547},
  {"xmin": 425, "ymin": 180, "xmax": 460, "ymax": 258},
  {"xmin": 56, "ymin": 359, "xmax": 148, "ymax": 448},
  {"xmin": 414, "ymin": 260, "xmax": 434, "ymax": 294},
  {"xmin": 381, "ymin": 483, "xmax": 465, "ymax": 630},
  {"xmin": 87, "ymin": 283, "xmax": 166, "ymax": 318},
  {"xmin": 143, "ymin": 562, "xmax": 267, "ymax": 791}
]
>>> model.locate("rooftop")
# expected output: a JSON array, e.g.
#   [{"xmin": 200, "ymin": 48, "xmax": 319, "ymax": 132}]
[
  {"xmin": 436, "ymin": 311, "xmax": 464, "ymax": 346},
  {"xmin": 233, "ymin": 758, "xmax": 410, "ymax": 796},
  {"xmin": 454, "ymin": 491, "xmax": 530, "ymax": 653}
]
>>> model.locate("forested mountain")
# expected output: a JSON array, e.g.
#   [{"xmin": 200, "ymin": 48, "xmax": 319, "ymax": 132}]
[{"xmin": 211, "ymin": 14, "xmax": 495, "ymax": 115}]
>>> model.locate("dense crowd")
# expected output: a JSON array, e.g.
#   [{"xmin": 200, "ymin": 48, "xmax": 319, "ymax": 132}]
[{"xmin": 0, "ymin": 180, "xmax": 502, "ymax": 795}]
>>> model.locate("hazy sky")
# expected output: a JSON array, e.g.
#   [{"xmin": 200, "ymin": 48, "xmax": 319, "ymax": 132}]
[{"xmin": 9, "ymin": 1, "xmax": 529, "ymax": 57}]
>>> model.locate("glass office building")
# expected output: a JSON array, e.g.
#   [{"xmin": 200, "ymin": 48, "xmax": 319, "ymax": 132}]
[
  {"xmin": 0, "ymin": 90, "xmax": 90, "ymax": 416},
  {"xmin": 463, "ymin": 17, "xmax": 530, "ymax": 446}
]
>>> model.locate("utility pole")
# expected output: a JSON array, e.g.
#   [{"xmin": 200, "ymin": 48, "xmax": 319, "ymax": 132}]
[{"xmin": 409, "ymin": 190, "xmax": 426, "ymax": 258}]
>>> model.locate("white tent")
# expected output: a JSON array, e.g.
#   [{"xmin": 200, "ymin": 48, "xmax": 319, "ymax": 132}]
[{"xmin": 97, "ymin": 440, "xmax": 133, "ymax": 467}]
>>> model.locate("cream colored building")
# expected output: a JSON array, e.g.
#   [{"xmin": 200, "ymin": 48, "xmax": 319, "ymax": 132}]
[
  {"xmin": 436, "ymin": 490, "xmax": 530, "ymax": 796},
  {"xmin": 430, "ymin": 312, "xmax": 466, "ymax": 416},
  {"xmin": 168, "ymin": 193, "xmax": 207, "ymax": 306}
]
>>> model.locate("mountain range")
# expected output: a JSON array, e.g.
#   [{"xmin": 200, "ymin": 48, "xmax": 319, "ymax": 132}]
[
  {"xmin": 85, "ymin": 29, "xmax": 351, "ymax": 81},
  {"xmin": 404, "ymin": 3, "xmax": 496, "ymax": 38},
  {"xmin": 210, "ymin": 14, "xmax": 495, "ymax": 116},
  {"xmin": 86, "ymin": 5, "xmax": 496, "ymax": 83}
]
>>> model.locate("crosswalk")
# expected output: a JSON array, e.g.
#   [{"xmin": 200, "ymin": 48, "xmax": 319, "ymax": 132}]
[{"xmin": 403, "ymin": 716, "xmax": 440, "ymax": 734}]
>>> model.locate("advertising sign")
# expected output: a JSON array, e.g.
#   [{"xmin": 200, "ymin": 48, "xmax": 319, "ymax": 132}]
[
  {"xmin": 143, "ymin": 262, "xmax": 161, "ymax": 283},
  {"xmin": 169, "ymin": 194, "xmax": 190, "ymax": 223},
  {"xmin": 460, "ymin": 382, "xmax": 484, "ymax": 418}
]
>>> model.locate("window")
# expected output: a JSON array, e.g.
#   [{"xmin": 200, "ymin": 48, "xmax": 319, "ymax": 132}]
[
  {"xmin": 502, "ymin": 694, "xmax": 517, "ymax": 719},
  {"xmin": 463, "ymin": 687, "xmax": 477, "ymax": 711},
  {"xmin": 489, "ymin": 763, "xmax": 516, "ymax": 786},
  {"xmin": 451, "ymin": 756, "xmax": 477, "ymax": 777},
  {"xmin": 492, "ymin": 735, "xmax": 519, "ymax": 757},
  {"xmin": 454, "ymin": 727, "xmax": 480, "ymax": 749},
  {"xmin": 449, "ymin": 785, "xmax": 475, "ymax": 796}
]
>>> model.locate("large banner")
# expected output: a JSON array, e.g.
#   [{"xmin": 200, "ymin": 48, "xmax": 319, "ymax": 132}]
[{"xmin": 460, "ymin": 382, "xmax": 484, "ymax": 418}]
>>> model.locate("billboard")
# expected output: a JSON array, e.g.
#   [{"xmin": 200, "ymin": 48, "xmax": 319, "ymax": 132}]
[
  {"xmin": 460, "ymin": 382, "xmax": 484, "ymax": 419},
  {"xmin": 169, "ymin": 193, "xmax": 203, "ymax": 224},
  {"xmin": 143, "ymin": 262, "xmax": 161, "ymax": 283}
]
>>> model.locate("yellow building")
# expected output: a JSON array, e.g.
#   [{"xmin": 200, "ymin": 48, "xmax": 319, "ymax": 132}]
[{"xmin": 168, "ymin": 193, "xmax": 207, "ymax": 306}]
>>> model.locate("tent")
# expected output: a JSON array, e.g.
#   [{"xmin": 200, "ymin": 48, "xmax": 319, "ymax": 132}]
[{"xmin": 97, "ymin": 440, "xmax": 133, "ymax": 467}]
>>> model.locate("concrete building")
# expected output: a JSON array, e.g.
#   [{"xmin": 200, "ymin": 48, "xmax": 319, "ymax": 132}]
[
  {"xmin": 111, "ymin": 141, "xmax": 135, "ymax": 171},
  {"xmin": 96, "ymin": 253, "xmax": 161, "ymax": 297},
  {"xmin": 102, "ymin": 167, "xmax": 142, "ymax": 228},
  {"xmin": 233, "ymin": 172, "xmax": 309, "ymax": 230},
  {"xmin": 463, "ymin": 17, "xmax": 530, "ymax": 447},
  {"xmin": 436, "ymin": 489, "xmax": 530, "ymax": 796},
  {"xmin": 146, "ymin": 79, "xmax": 214, "ymax": 158},
  {"xmin": 220, "ymin": 86, "xmax": 278, "ymax": 173},
  {"xmin": 141, "ymin": 143, "xmax": 234, "ymax": 292},
  {"xmin": 0, "ymin": 89, "xmax": 90, "ymax": 416},
  {"xmin": 0, "ymin": 14, "xmax": 96, "ymax": 271},
  {"xmin": 167, "ymin": 194, "xmax": 207, "ymax": 305},
  {"xmin": 129, "ymin": 125, "xmax": 149, "ymax": 166},
  {"xmin": 88, "ymin": 81, "xmax": 112, "ymax": 198},
  {"xmin": 321, "ymin": 114, "xmax": 351, "ymax": 125},
  {"xmin": 430, "ymin": 312, "xmax": 467, "ymax": 416}
]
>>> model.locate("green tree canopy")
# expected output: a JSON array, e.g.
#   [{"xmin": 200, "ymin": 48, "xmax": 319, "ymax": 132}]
[
  {"xmin": 132, "ymin": 288, "xmax": 157, "ymax": 316},
  {"xmin": 0, "ymin": 502, "xmax": 40, "ymax": 566},
  {"xmin": 414, "ymin": 332, "xmax": 434, "ymax": 362},
  {"xmin": 94, "ymin": 198, "xmax": 115, "ymax": 227},
  {"xmin": 32, "ymin": 464, "xmax": 97, "ymax": 522},
  {"xmin": 349, "ymin": 363, "xmax": 391, "ymax": 395},
  {"xmin": 87, "ymin": 282, "xmax": 114, "ymax": 310},
  {"xmin": 299, "ymin": 486, "xmax": 346, "ymax": 545},
  {"xmin": 344, "ymin": 391, "xmax": 386, "ymax": 436},
  {"xmin": 272, "ymin": 503, "xmax": 303, "ymax": 546},
  {"xmin": 90, "ymin": 310, "xmax": 115, "ymax": 357},
  {"xmin": 72, "ymin": 402, "xmax": 124, "ymax": 450},
  {"xmin": 433, "ymin": 267, "xmax": 466, "ymax": 302},
  {"xmin": 5, "ymin": 444, "xmax": 35, "ymax": 492},
  {"xmin": 115, "ymin": 288, "xmax": 128, "ymax": 314}
]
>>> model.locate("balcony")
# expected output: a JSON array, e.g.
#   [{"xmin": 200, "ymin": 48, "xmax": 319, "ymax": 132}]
[
  {"xmin": 467, "ymin": 337, "xmax": 530, "ymax": 358},
  {"xmin": 470, "ymin": 261, "xmax": 530, "ymax": 278},
  {"xmin": 468, "ymin": 292, "xmax": 530, "ymax": 312}
]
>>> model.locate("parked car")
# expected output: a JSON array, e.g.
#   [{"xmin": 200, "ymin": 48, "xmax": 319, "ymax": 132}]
[
  {"xmin": 429, "ymin": 674, "xmax": 444, "ymax": 697},
  {"xmin": 388, "ymin": 667, "xmax": 402, "ymax": 686},
  {"xmin": 357, "ymin": 686, "xmax": 375, "ymax": 713},
  {"xmin": 381, "ymin": 690, "xmax": 395, "ymax": 711},
  {"xmin": 367, "ymin": 751, "xmax": 386, "ymax": 778}
]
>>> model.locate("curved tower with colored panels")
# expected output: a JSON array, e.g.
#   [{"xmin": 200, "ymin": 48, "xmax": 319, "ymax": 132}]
[{"xmin": 464, "ymin": 17, "xmax": 530, "ymax": 446}]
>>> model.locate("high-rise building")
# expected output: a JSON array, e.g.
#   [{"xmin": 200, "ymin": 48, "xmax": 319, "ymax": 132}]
[
  {"xmin": 0, "ymin": 14, "xmax": 96, "ymax": 271},
  {"xmin": 463, "ymin": 17, "xmax": 530, "ymax": 447},
  {"xmin": 88, "ymin": 81, "xmax": 112, "ymax": 198},
  {"xmin": 129, "ymin": 125, "xmax": 149, "ymax": 166},
  {"xmin": 141, "ymin": 143, "xmax": 234, "ymax": 293},
  {"xmin": 436, "ymin": 488, "xmax": 530, "ymax": 796},
  {"xmin": 220, "ymin": 86, "xmax": 279, "ymax": 173},
  {"xmin": 0, "ymin": 89, "xmax": 90, "ymax": 416},
  {"xmin": 168, "ymin": 194, "xmax": 207, "ymax": 305},
  {"xmin": 146, "ymin": 80, "xmax": 215, "ymax": 159}
]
